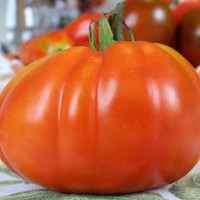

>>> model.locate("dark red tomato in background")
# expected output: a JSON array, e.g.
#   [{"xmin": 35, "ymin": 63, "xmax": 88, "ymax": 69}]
[
  {"xmin": 77, "ymin": 0, "xmax": 106, "ymax": 11},
  {"xmin": 124, "ymin": 0, "xmax": 175, "ymax": 45},
  {"xmin": 162, "ymin": 0, "xmax": 174, "ymax": 3},
  {"xmin": 65, "ymin": 12, "xmax": 101, "ymax": 46},
  {"xmin": 172, "ymin": 0, "xmax": 200, "ymax": 26},
  {"xmin": 176, "ymin": 8, "xmax": 200, "ymax": 68}
]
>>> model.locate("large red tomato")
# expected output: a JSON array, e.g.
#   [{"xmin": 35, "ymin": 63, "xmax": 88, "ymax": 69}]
[
  {"xmin": 1, "ymin": 3, "xmax": 200, "ymax": 195},
  {"xmin": 65, "ymin": 12, "xmax": 101, "ymax": 46},
  {"xmin": 124, "ymin": 0, "xmax": 175, "ymax": 45},
  {"xmin": 19, "ymin": 29, "xmax": 74, "ymax": 65},
  {"xmin": 176, "ymin": 8, "xmax": 200, "ymax": 67}
]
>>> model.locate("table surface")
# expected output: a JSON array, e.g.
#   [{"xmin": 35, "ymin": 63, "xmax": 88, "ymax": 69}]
[{"xmin": 0, "ymin": 160, "xmax": 200, "ymax": 200}]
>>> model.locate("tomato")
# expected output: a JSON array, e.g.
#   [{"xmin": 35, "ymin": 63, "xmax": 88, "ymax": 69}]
[
  {"xmin": 77, "ymin": 0, "xmax": 106, "ymax": 11},
  {"xmin": 176, "ymin": 8, "xmax": 200, "ymax": 67},
  {"xmin": 172, "ymin": 0, "xmax": 200, "ymax": 26},
  {"xmin": 123, "ymin": 0, "xmax": 175, "ymax": 45},
  {"xmin": 19, "ymin": 29, "xmax": 74, "ymax": 65},
  {"xmin": 1, "ymin": 2, "xmax": 200, "ymax": 194},
  {"xmin": 65, "ymin": 12, "xmax": 102, "ymax": 46},
  {"xmin": 162, "ymin": 0, "xmax": 174, "ymax": 4},
  {"xmin": 1, "ymin": 39, "xmax": 200, "ymax": 195}
]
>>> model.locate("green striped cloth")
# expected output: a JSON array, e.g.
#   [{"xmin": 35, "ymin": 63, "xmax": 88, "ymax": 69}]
[{"xmin": 0, "ymin": 161, "xmax": 200, "ymax": 200}]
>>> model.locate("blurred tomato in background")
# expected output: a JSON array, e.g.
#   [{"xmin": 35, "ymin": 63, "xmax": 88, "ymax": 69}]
[
  {"xmin": 176, "ymin": 8, "xmax": 200, "ymax": 68},
  {"xmin": 123, "ymin": 0, "xmax": 175, "ymax": 45},
  {"xmin": 1, "ymin": 0, "xmax": 200, "ymax": 68},
  {"xmin": 172, "ymin": 0, "xmax": 200, "ymax": 26},
  {"xmin": 168, "ymin": 0, "xmax": 200, "ymax": 67},
  {"xmin": 65, "ymin": 12, "xmax": 101, "ymax": 46},
  {"xmin": 19, "ymin": 29, "xmax": 74, "ymax": 65},
  {"xmin": 162, "ymin": 0, "xmax": 174, "ymax": 3},
  {"xmin": 77, "ymin": 0, "xmax": 106, "ymax": 12}
]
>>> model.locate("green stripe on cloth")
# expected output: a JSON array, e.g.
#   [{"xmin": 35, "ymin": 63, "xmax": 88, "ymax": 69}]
[{"xmin": 0, "ymin": 163, "xmax": 200, "ymax": 200}]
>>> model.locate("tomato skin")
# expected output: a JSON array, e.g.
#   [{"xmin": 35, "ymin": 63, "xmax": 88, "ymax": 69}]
[
  {"xmin": 172, "ymin": 0, "xmax": 200, "ymax": 26},
  {"xmin": 1, "ymin": 41, "xmax": 200, "ymax": 194},
  {"xmin": 123, "ymin": 0, "xmax": 175, "ymax": 45},
  {"xmin": 65, "ymin": 12, "xmax": 102, "ymax": 46},
  {"xmin": 78, "ymin": 0, "xmax": 106, "ymax": 11},
  {"xmin": 19, "ymin": 30, "xmax": 74, "ymax": 65},
  {"xmin": 162, "ymin": 0, "xmax": 173, "ymax": 3},
  {"xmin": 176, "ymin": 8, "xmax": 200, "ymax": 67}
]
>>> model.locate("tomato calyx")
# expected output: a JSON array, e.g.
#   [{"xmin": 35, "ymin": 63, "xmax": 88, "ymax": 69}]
[{"xmin": 89, "ymin": 3, "xmax": 134, "ymax": 51}]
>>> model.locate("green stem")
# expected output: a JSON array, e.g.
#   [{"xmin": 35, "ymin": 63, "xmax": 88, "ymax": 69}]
[
  {"xmin": 109, "ymin": 3, "xmax": 125, "ymax": 41},
  {"xmin": 89, "ymin": 2, "xmax": 134, "ymax": 51},
  {"xmin": 99, "ymin": 15, "xmax": 116, "ymax": 51},
  {"xmin": 169, "ymin": 0, "xmax": 179, "ymax": 8}
]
